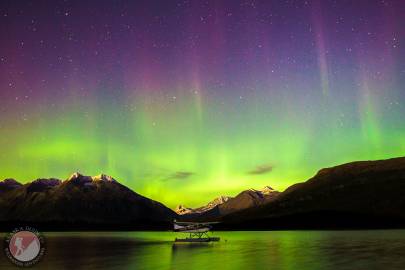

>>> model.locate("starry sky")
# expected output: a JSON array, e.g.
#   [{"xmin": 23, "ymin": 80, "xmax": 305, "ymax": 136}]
[{"xmin": 0, "ymin": 0, "xmax": 404, "ymax": 208}]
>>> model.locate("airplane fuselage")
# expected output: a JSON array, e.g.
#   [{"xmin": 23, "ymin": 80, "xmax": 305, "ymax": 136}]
[{"xmin": 174, "ymin": 223, "xmax": 211, "ymax": 233}]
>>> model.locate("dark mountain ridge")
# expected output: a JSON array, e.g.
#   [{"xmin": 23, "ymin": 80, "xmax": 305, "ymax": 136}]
[
  {"xmin": 217, "ymin": 156, "xmax": 405, "ymax": 229},
  {"xmin": 0, "ymin": 172, "xmax": 177, "ymax": 231},
  {"xmin": 1, "ymin": 156, "xmax": 405, "ymax": 231}
]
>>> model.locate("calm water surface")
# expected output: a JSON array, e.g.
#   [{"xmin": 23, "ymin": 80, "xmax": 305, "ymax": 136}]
[{"xmin": 1, "ymin": 230, "xmax": 404, "ymax": 270}]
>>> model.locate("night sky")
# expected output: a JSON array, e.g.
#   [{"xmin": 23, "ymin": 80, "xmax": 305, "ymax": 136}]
[{"xmin": 0, "ymin": 0, "xmax": 404, "ymax": 208}]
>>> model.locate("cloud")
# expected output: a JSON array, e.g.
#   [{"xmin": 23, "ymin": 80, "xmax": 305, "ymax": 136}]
[
  {"xmin": 248, "ymin": 164, "xmax": 274, "ymax": 175},
  {"xmin": 164, "ymin": 171, "xmax": 194, "ymax": 181}
]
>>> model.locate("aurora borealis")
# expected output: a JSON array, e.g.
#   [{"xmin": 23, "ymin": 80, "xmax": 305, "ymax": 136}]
[{"xmin": 0, "ymin": 0, "xmax": 404, "ymax": 208}]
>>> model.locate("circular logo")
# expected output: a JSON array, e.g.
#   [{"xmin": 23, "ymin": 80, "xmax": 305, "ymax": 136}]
[{"xmin": 3, "ymin": 226, "xmax": 45, "ymax": 267}]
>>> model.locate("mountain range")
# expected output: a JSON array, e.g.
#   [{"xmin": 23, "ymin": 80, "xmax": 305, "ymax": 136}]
[
  {"xmin": 1, "ymin": 156, "xmax": 405, "ymax": 230},
  {"xmin": 0, "ymin": 172, "xmax": 176, "ymax": 230},
  {"xmin": 216, "ymin": 156, "xmax": 405, "ymax": 229},
  {"xmin": 175, "ymin": 186, "xmax": 280, "ymax": 220}
]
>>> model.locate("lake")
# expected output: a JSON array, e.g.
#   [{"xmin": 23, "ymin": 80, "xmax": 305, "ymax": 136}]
[{"xmin": 1, "ymin": 230, "xmax": 404, "ymax": 269}]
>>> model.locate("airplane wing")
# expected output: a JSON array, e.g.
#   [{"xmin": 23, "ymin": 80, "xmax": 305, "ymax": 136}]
[{"xmin": 173, "ymin": 220, "xmax": 220, "ymax": 225}]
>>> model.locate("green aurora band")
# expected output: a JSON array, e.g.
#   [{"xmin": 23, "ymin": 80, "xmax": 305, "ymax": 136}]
[{"xmin": 1, "ymin": 78, "xmax": 404, "ymax": 208}]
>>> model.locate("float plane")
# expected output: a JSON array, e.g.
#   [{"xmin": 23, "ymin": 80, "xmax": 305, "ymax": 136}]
[{"xmin": 173, "ymin": 220, "xmax": 220, "ymax": 242}]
